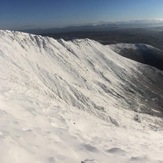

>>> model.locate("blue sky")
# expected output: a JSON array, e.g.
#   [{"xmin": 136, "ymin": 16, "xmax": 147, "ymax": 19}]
[{"xmin": 0, "ymin": 0, "xmax": 163, "ymax": 29}]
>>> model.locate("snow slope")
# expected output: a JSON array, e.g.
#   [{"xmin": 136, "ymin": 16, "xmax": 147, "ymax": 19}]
[
  {"xmin": 0, "ymin": 30, "xmax": 163, "ymax": 163},
  {"xmin": 109, "ymin": 43, "xmax": 163, "ymax": 70}
]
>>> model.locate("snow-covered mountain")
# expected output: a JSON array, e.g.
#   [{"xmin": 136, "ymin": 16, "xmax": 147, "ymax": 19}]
[
  {"xmin": 109, "ymin": 43, "xmax": 163, "ymax": 70},
  {"xmin": 0, "ymin": 30, "xmax": 163, "ymax": 163}
]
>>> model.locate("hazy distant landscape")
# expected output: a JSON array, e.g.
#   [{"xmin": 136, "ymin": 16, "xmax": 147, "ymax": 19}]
[{"xmin": 36, "ymin": 26, "xmax": 163, "ymax": 50}]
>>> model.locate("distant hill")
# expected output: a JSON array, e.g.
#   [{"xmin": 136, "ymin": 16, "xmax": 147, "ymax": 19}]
[{"xmin": 109, "ymin": 43, "xmax": 163, "ymax": 70}]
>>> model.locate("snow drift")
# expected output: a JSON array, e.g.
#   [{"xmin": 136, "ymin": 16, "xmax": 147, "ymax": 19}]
[{"xmin": 0, "ymin": 30, "xmax": 163, "ymax": 163}]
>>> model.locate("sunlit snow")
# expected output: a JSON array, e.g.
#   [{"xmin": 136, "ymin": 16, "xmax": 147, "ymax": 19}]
[{"xmin": 0, "ymin": 30, "xmax": 163, "ymax": 163}]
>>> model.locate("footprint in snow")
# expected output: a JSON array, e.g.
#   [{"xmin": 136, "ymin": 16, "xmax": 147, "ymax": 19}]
[
  {"xmin": 107, "ymin": 147, "xmax": 126, "ymax": 155},
  {"xmin": 129, "ymin": 155, "xmax": 149, "ymax": 162},
  {"xmin": 82, "ymin": 144, "xmax": 99, "ymax": 153},
  {"xmin": 81, "ymin": 159, "xmax": 95, "ymax": 163}
]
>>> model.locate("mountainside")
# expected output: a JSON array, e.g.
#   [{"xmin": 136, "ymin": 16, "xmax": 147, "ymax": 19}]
[
  {"xmin": 0, "ymin": 30, "xmax": 163, "ymax": 163},
  {"xmin": 109, "ymin": 43, "xmax": 163, "ymax": 70}
]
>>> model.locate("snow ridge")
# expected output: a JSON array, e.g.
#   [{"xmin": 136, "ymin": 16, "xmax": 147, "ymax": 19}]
[{"xmin": 0, "ymin": 30, "xmax": 163, "ymax": 163}]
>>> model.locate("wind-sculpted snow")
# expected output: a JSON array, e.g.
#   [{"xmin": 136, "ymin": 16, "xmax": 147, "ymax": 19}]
[{"xmin": 0, "ymin": 30, "xmax": 163, "ymax": 163}]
